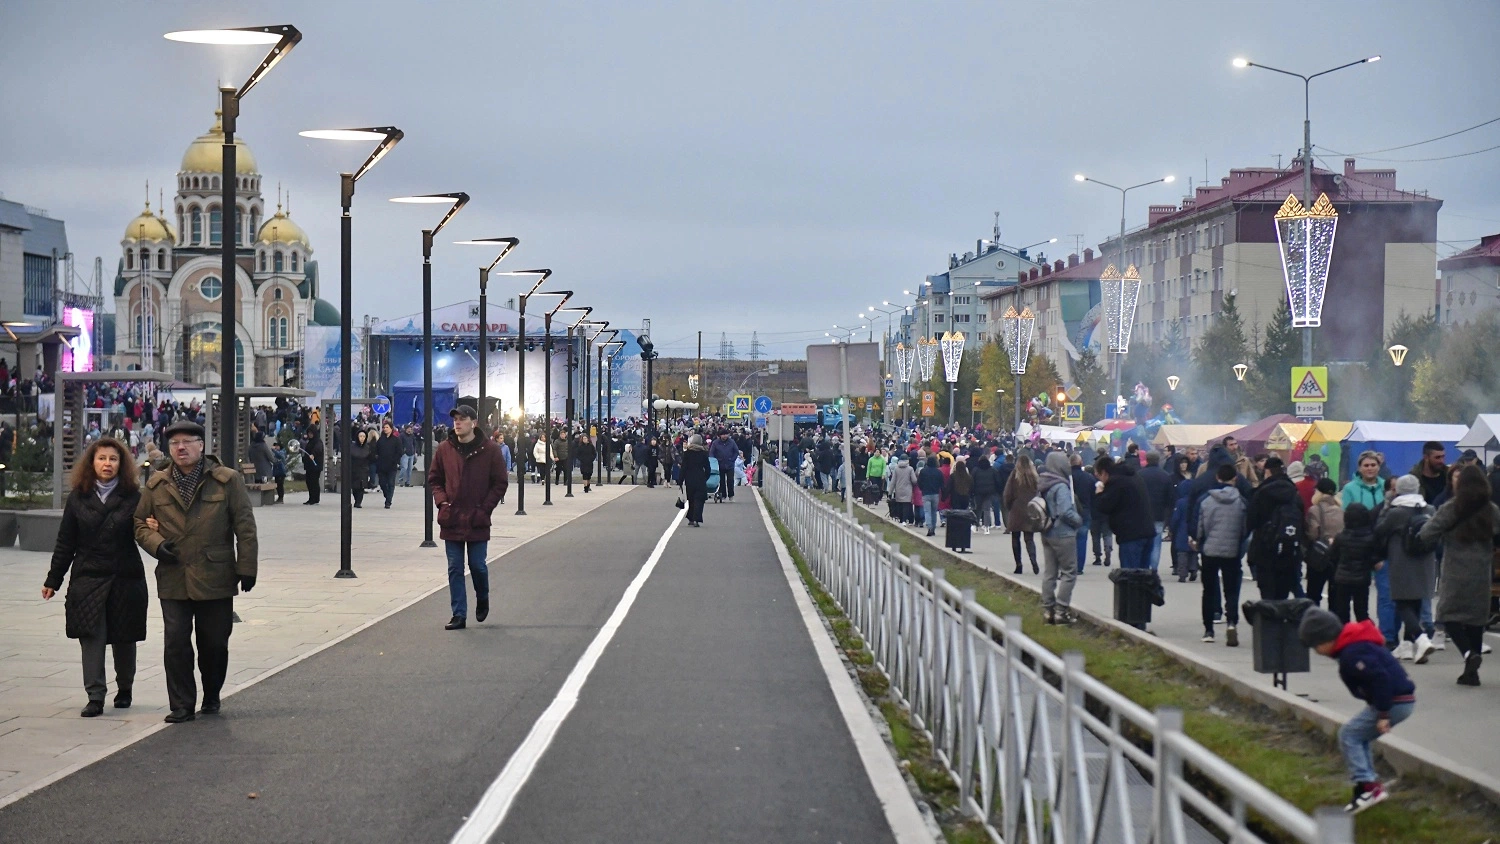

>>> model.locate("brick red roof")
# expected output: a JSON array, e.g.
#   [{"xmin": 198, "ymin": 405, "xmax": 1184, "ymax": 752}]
[
  {"xmin": 1146, "ymin": 160, "xmax": 1437, "ymax": 230},
  {"xmin": 1439, "ymin": 233, "xmax": 1500, "ymax": 270}
]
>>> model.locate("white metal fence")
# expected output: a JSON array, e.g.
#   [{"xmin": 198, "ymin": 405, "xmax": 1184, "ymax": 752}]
[{"xmin": 762, "ymin": 467, "xmax": 1354, "ymax": 844}]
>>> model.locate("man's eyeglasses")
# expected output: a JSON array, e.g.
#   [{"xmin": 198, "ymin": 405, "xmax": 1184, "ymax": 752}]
[{"xmin": 168, "ymin": 438, "xmax": 203, "ymax": 449}]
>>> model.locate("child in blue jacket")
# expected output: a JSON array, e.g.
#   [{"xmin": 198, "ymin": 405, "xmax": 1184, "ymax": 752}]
[{"xmin": 1299, "ymin": 607, "xmax": 1416, "ymax": 814}]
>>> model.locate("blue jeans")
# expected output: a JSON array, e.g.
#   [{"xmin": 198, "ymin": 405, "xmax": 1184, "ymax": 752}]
[
  {"xmin": 1117, "ymin": 537, "xmax": 1152, "ymax": 569},
  {"xmin": 1150, "ymin": 521, "xmax": 1164, "ymax": 572},
  {"xmin": 399, "ymin": 453, "xmax": 415, "ymax": 486},
  {"xmin": 1373, "ymin": 565, "xmax": 1397, "ymax": 645},
  {"xmin": 1075, "ymin": 525, "xmax": 1090, "ymax": 575},
  {"xmin": 445, "ymin": 541, "xmax": 490, "ymax": 619},
  {"xmin": 1340, "ymin": 702, "xmax": 1414, "ymax": 783},
  {"xmin": 923, "ymin": 497, "xmax": 940, "ymax": 532}
]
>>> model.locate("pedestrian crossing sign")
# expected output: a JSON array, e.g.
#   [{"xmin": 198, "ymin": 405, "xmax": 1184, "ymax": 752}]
[
  {"xmin": 1062, "ymin": 402, "xmax": 1083, "ymax": 423},
  {"xmin": 1290, "ymin": 367, "xmax": 1328, "ymax": 401},
  {"xmin": 732, "ymin": 394, "xmax": 752, "ymax": 417}
]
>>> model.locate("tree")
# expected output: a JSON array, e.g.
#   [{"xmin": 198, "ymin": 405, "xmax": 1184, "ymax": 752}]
[
  {"xmin": 1191, "ymin": 292, "xmax": 1251, "ymax": 421},
  {"xmin": 1247, "ymin": 297, "xmax": 1297, "ymax": 416},
  {"xmin": 977, "ymin": 342, "xmax": 1062, "ymax": 430},
  {"xmin": 920, "ymin": 347, "xmax": 982, "ymax": 425},
  {"xmin": 1071, "ymin": 349, "xmax": 1108, "ymax": 422},
  {"xmin": 1411, "ymin": 311, "xmax": 1500, "ymax": 423}
]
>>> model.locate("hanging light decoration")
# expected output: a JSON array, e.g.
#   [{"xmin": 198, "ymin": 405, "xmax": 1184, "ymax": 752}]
[
  {"xmin": 915, "ymin": 336, "xmax": 938, "ymax": 381},
  {"xmin": 1166, "ymin": 374, "xmax": 1180, "ymax": 391},
  {"xmin": 1275, "ymin": 193, "xmax": 1339, "ymax": 327},
  {"xmin": 1100, "ymin": 263, "xmax": 1143, "ymax": 353},
  {"xmin": 1001, "ymin": 306, "xmax": 1035, "ymax": 374},
  {"xmin": 939, "ymin": 330, "xmax": 965, "ymax": 382},
  {"xmin": 894, "ymin": 342, "xmax": 914, "ymax": 383}
]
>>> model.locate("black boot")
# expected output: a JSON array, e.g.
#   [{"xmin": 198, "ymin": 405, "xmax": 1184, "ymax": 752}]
[{"xmin": 1459, "ymin": 654, "xmax": 1482, "ymax": 686}]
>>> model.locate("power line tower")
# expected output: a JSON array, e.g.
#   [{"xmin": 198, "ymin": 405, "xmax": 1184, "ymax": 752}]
[
  {"xmin": 718, "ymin": 332, "xmax": 736, "ymax": 399},
  {"xmin": 748, "ymin": 331, "xmax": 764, "ymax": 361}
]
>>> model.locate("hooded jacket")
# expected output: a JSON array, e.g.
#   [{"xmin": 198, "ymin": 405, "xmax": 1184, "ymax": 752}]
[
  {"xmin": 1038, "ymin": 461, "xmax": 1082, "ymax": 539},
  {"xmin": 1094, "ymin": 459, "xmax": 1156, "ymax": 542},
  {"xmin": 1196, "ymin": 486, "xmax": 1246, "ymax": 559},
  {"xmin": 1187, "ymin": 445, "xmax": 1252, "ymax": 538},
  {"xmin": 1329, "ymin": 518, "xmax": 1380, "ymax": 586},
  {"xmin": 1340, "ymin": 477, "xmax": 1383, "ymax": 512},
  {"xmin": 887, "ymin": 461, "xmax": 917, "ymax": 503},
  {"xmin": 1374, "ymin": 493, "xmax": 1437, "ymax": 601},
  {"xmin": 1329, "ymin": 619, "xmax": 1416, "ymax": 717},
  {"xmin": 1246, "ymin": 473, "xmax": 1303, "ymax": 565}
]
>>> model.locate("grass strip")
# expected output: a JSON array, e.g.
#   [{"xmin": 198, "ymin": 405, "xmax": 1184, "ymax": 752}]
[{"xmin": 803, "ymin": 492, "xmax": 1500, "ymax": 843}]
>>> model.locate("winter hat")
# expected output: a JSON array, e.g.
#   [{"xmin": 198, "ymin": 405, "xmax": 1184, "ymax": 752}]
[
  {"xmin": 1045, "ymin": 451, "xmax": 1071, "ymax": 477},
  {"xmin": 1298, "ymin": 608, "xmax": 1344, "ymax": 648},
  {"xmin": 1286, "ymin": 461, "xmax": 1305, "ymax": 482},
  {"xmin": 1394, "ymin": 474, "xmax": 1421, "ymax": 496}
]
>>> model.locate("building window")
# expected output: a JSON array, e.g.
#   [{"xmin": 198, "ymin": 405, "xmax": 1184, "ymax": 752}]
[
  {"xmin": 290, "ymin": 252, "xmax": 298, "ymax": 271},
  {"xmin": 934, "ymin": 313, "xmax": 945, "ymax": 323},
  {"xmin": 190, "ymin": 208, "xmax": 202, "ymax": 244},
  {"xmin": 208, "ymin": 207, "xmax": 222, "ymax": 246},
  {"xmin": 23, "ymin": 254, "xmax": 53, "ymax": 317},
  {"xmin": 274, "ymin": 251, "xmax": 284, "ymax": 272},
  {"xmin": 978, "ymin": 312, "xmax": 987, "ymax": 323},
  {"xmin": 134, "ymin": 311, "xmax": 155, "ymax": 349},
  {"xmin": 954, "ymin": 295, "xmax": 971, "ymax": 305},
  {"xmin": 200, "ymin": 276, "xmax": 222, "ymax": 301},
  {"xmin": 250, "ymin": 209, "xmax": 261, "ymax": 240},
  {"xmin": 954, "ymin": 313, "xmax": 971, "ymax": 323},
  {"xmin": 933, "ymin": 294, "xmax": 946, "ymax": 304},
  {"xmin": 259, "ymin": 252, "xmax": 266, "ymax": 272},
  {"xmin": 268, "ymin": 315, "xmax": 289, "ymax": 349},
  {"xmin": 126, "ymin": 251, "xmax": 133, "ymax": 270},
  {"xmin": 157, "ymin": 250, "xmax": 167, "ymax": 270},
  {"xmin": 273, "ymin": 286, "xmax": 284, "ymax": 300}
]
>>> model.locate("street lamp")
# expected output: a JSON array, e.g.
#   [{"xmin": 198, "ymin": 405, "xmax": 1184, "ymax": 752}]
[
  {"xmin": 494, "ymin": 269, "xmax": 552, "ymax": 515},
  {"xmin": 390, "ymin": 192, "xmax": 470, "ymax": 546},
  {"xmin": 1387, "ymin": 344, "xmax": 1409, "ymax": 366},
  {"xmin": 1002, "ymin": 306, "xmax": 1036, "ymax": 431},
  {"xmin": 297, "ymin": 125, "xmax": 403, "ymax": 578},
  {"xmin": 1167, "ymin": 374, "xmax": 1180, "ymax": 391},
  {"xmin": 166, "ymin": 23, "xmax": 301, "ymax": 464},
  {"xmin": 636, "ymin": 333, "xmax": 659, "ymax": 441},
  {"xmin": 1234, "ymin": 363, "xmax": 1249, "ymax": 382},
  {"xmin": 1234, "ymin": 53, "xmax": 1380, "ymax": 365},
  {"xmin": 576, "ymin": 320, "xmax": 609, "ymax": 437},
  {"xmin": 1075, "ymin": 172, "xmax": 1174, "ymax": 401},
  {"xmin": 915, "ymin": 336, "xmax": 938, "ymax": 382},
  {"xmin": 554, "ymin": 306, "xmax": 593, "ymax": 498},
  {"xmin": 454, "ymin": 237, "xmax": 520, "ymax": 427},
  {"xmin": 939, "ymin": 330, "xmax": 965, "ymax": 426},
  {"xmin": 539, "ymin": 292, "xmax": 574, "ymax": 505}
]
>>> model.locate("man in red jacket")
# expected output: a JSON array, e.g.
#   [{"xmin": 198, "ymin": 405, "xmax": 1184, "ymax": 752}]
[{"xmin": 428, "ymin": 405, "xmax": 508, "ymax": 630}]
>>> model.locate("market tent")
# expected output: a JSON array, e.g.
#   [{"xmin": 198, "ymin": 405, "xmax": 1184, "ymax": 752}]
[
  {"xmin": 1344, "ymin": 420, "xmax": 1468, "ymax": 482},
  {"xmin": 1458, "ymin": 414, "xmax": 1500, "ymax": 465},
  {"xmin": 1303, "ymin": 421, "xmax": 1352, "ymax": 481},
  {"xmin": 1226, "ymin": 414, "xmax": 1298, "ymax": 457},
  {"xmin": 1152, "ymin": 424, "xmax": 1239, "ymax": 449},
  {"xmin": 1036, "ymin": 425, "xmax": 1079, "ymax": 443},
  {"xmin": 1265, "ymin": 422, "xmax": 1311, "ymax": 452}
]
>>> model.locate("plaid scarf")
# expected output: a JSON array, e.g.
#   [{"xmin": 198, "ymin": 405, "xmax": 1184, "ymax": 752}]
[{"xmin": 171, "ymin": 459, "xmax": 206, "ymax": 504}]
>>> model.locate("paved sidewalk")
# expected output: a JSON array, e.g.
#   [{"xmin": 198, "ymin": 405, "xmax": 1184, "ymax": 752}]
[
  {"xmin": 853, "ymin": 498, "xmax": 1500, "ymax": 797},
  {"xmin": 0, "ymin": 481, "xmax": 632, "ymax": 808}
]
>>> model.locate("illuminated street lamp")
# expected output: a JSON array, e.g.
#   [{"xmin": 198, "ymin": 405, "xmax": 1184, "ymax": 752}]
[
  {"xmin": 455, "ymin": 237, "xmax": 521, "ymax": 426},
  {"xmin": 1233, "ymin": 363, "xmax": 1249, "ymax": 382},
  {"xmin": 1002, "ymin": 306, "xmax": 1036, "ymax": 431},
  {"xmin": 1387, "ymin": 344, "xmax": 1409, "ymax": 366},
  {"xmin": 939, "ymin": 330, "xmax": 965, "ymax": 425},
  {"xmin": 166, "ymin": 24, "xmax": 301, "ymax": 463},
  {"xmin": 915, "ymin": 336, "xmax": 938, "ymax": 382},
  {"xmin": 297, "ymin": 124, "xmax": 403, "ymax": 577},
  {"xmin": 1167, "ymin": 374, "xmax": 1180, "ymax": 391}
]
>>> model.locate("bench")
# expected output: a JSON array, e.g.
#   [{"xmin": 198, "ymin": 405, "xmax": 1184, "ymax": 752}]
[{"xmin": 245, "ymin": 481, "xmax": 279, "ymax": 506}]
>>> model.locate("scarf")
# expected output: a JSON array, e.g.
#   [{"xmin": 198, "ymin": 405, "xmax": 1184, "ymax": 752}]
[
  {"xmin": 96, "ymin": 477, "xmax": 119, "ymax": 502},
  {"xmin": 172, "ymin": 460, "xmax": 206, "ymax": 504}
]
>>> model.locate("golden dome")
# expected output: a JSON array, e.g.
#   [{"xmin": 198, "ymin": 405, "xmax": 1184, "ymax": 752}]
[
  {"xmin": 123, "ymin": 202, "xmax": 176, "ymax": 242},
  {"xmin": 257, "ymin": 206, "xmax": 310, "ymax": 249},
  {"xmin": 180, "ymin": 110, "xmax": 258, "ymax": 175}
]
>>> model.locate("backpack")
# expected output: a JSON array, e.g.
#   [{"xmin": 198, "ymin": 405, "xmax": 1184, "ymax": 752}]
[
  {"xmin": 1255, "ymin": 499, "xmax": 1303, "ymax": 564},
  {"xmin": 1402, "ymin": 512, "xmax": 1437, "ymax": 557},
  {"xmin": 1023, "ymin": 493, "xmax": 1053, "ymax": 533}
]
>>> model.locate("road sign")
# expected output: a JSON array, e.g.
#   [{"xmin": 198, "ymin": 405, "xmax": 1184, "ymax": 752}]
[
  {"xmin": 1065, "ymin": 385, "xmax": 1081, "ymax": 401},
  {"xmin": 1062, "ymin": 402, "xmax": 1084, "ymax": 423},
  {"xmin": 884, "ymin": 390, "xmax": 895, "ymax": 402},
  {"xmin": 920, "ymin": 391, "xmax": 936, "ymax": 417},
  {"xmin": 971, "ymin": 393, "xmax": 985, "ymax": 412},
  {"xmin": 884, "ymin": 376, "xmax": 895, "ymax": 391},
  {"xmin": 753, "ymin": 395, "xmax": 773, "ymax": 415},
  {"xmin": 371, "ymin": 395, "xmax": 391, "ymax": 415},
  {"xmin": 780, "ymin": 402, "xmax": 817, "ymax": 416},
  {"xmin": 1295, "ymin": 401, "xmax": 1325, "ymax": 417},
  {"xmin": 856, "ymin": 397, "xmax": 867, "ymax": 410},
  {"xmin": 732, "ymin": 394, "xmax": 752, "ymax": 417},
  {"xmin": 1291, "ymin": 366, "xmax": 1329, "ymax": 401},
  {"xmin": 767, "ymin": 363, "xmax": 779, "ymax": 375}
]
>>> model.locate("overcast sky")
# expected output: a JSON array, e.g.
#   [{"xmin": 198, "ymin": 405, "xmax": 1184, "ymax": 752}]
[{"xmin": 4, "ymin": 0, "xmax": 1498, "ymax": 358}]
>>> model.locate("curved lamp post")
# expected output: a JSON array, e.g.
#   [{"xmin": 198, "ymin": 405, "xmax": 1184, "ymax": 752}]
[
  {"xmin": 495, "ymin": 269, "xmax": 553, "ymax": 515},
  {"xmin": 554, "ymin": 307, "xmax": 593, "ymax": 498},
  {"xmin": 539, "ymin": 292, "xmax": 574, "ymax": 505},
  {"xmin": 167, "ymin": 24, "xmax": 301, "ymax": 462},
  {"xmin": 1002, "ymin": 306, "xmax": 1036, "ymax": 431},
  {"xmin": 297, "ymin": 125, "xmax": 403, "ymax": 578},
  {"xmin": 455, "ymin": 237, "xmax": 520, "ymax": 427},
  {"xmin": 390, "ymin": 193, "xmax": 469, "ymax": 547}
]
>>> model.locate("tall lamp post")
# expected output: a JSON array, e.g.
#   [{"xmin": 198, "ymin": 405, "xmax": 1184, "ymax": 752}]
[
  {"xmin": 576, "ymin": 320, "xmax": 609, "ymax": 432},
  {"xmin": 636, "ymin": 334, "xmax": 658, "ymax": 440},
  {"xmin": 498, "ymin": 269, "xmax": 554, "ymax": 516},
  {"xmin": 166, "ymin": 24, "xmax": 301, "ymax": 462},
  {"xmin": 893, "ymin": 342, "xmax": 914, "ymax": 426},
  {"xmin": 1234, "ymin": 54, "xmax": 1378, "ymax": 366},
  {"xmin": 1002, "ymin": 306, "xmax": 1036, "ymax": 432},
  {"xmin": 554, "ymin": 307, "xmax": 593, "ymax": 498},
  {"xmin": 1074, "ymin": 172, "xmax": 1174, "ymax": 401},
  {"xmin": 390, "ymin": 193, "xmax": 470, "ymax": 547},
  {"xmin": 601, "ymin": 337, "xmax": 624, "ymax": 429},
  {"xmin": 455, "ymin": 237, "xmax": 520, "ymax": 428},
  {"xmin": 939, "ymin": 330, "xmax": 965, "ymax": 426},
  {"xmin": 297, "ymin": 125, "xmax": 403, "ymax": 579},
  {"xmin": 539, "ymin": 292, "xmax": 574, "ymax": 505}
]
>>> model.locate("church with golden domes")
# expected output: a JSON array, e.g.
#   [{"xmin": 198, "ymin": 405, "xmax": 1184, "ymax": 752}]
[{"xmin": 112, "ymin": 109, "xmax": 339, "ymax": 386}]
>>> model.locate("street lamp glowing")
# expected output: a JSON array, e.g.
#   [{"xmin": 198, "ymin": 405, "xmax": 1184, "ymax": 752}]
[
  {"xmin": 1167, "ymin": 374, "xmax": 1180, "ymax": 391},
  {"xmin": 1233, "ymin": 363, "xmax": 1249, "ymax": 382},
  {"xmin": 1387, "ymin": 344, "xmax": 1409, "ymax": 366},
  {"xmin": 1275, "ymin": 193, "xmax": 1339, "ymax": 327},
  {"xmin": 390, "ymin": 195, "xmax": 463, "ymax": 203},
  {"xmin": 1073, "ymin": 174, "xmax": 1086, "ymax": 182},
  {"xmin": 299, "ymin": 128, "xmax": 391, "ymax": 141},
  {"xmin": 939, "ymin": 331, "xmax": 965, "ymax": 382},
  {"xmin": 1163, "ymin": 175, "xmax": 1176, "ymax": 183},
  {"xmin": 165, "ymin": 28, "xmax": 284, "ymax": 44},
  {"xmin": 1232, "ymin": 57, "xmax": 1250, "ymax": 68}
]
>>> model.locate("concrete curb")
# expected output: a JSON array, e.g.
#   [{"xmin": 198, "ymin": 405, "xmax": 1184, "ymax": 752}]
[{"xmin": 855, "ymin": 501, "xmax": 1500, "ymax": 809}]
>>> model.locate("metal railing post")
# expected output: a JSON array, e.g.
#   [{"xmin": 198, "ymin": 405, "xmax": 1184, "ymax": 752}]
[
  {"xmin": 958, "ymin": 588, "xmax": 977, "ymax": 805},
  {"xmin": 907, "ymin": 554, "xmax": 923, "ymax": 712},
  {"xmin": 1002, "ymin": 614, "xmax": 1023, "ymax": 842},
  {"xmin": 1154, "ymin": 707, "xmax": 1187, "ymax": 844},
  {"xmin": 1059, "ymin": 651, "xmax": 1087, "ymax": 844},
  {"xmin": 930, "ymin": 567, "xmax": 947, "ymax": 733},
  {"xmin": 1313, "ymin": 807, "xmax": 1355, "ymax": 844}
]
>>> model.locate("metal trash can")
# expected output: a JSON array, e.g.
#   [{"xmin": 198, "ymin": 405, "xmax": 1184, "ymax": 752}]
[
  {"xmin": 1108, "ymin": 568, "xmax": 1159, "ymax": 626},
  {"xmin": 1243, "ymin": 599, "xmax": 1315, "ymax": 686}
]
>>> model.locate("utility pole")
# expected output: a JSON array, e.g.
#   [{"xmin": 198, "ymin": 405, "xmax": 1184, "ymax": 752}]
[{"xmin": 697, "ymin": 331, "xmax": 702, "ymax": 408}]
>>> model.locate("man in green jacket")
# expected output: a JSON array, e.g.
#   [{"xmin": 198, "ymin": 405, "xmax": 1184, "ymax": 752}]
[{"xmin": 136, "ymin": 420, "xmax": 259, "ymax": 724}]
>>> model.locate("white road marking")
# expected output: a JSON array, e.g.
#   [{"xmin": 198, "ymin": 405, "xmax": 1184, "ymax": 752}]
[
  {"xmin": 751, "ymin": 488, "xmax": 937, "ymax": 843},
  {"xmin": 449, "ymin": 508, "xmax": 687, "ymax": 844}
]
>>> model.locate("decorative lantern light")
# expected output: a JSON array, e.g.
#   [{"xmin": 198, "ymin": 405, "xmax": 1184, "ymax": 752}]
[
  {"xmin": 1166, "ymin": 374, "xmax": 1180, "ymax": 391},
  {"xmin": 939, "ymin": 330, "xmax": 965, "ymax": 382},
  {"xmin": 1233, "ymin": 362, "xmax": 1249, "ymax": 382},
  {"xmin": 915, "ymin": 336, "xmax": 938, "ymax": 381},
  {"xmin": 1274, "ymin": 193, "xmax": 1339, "ymax": 327},
  {"xmin": 1387, "ymin": 344, "xmax": 1409, "ymax": 367},
  {"xmin": 893, "ymin": 343, "xmax": 913, "ymax": 382},
  {"xmin": 1100, "ymin": 264, "xmax": 1144, "ymax": 354},
  {"xmin": 1001, "ymin": 306, "xmax": 1036, "ymax": 374},
  {"xmin": 687, "ymin": 374, "xmax": 699, "ymax": 398}
]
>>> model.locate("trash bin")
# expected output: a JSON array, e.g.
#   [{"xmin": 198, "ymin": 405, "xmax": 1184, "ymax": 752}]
[
  {"xmin": 1242, "ymin": 599, "xmax": 1315, "ymax": 675},
  {"xmin": 1108, "ymin": 568, "xmax": 1163, "ymax": 626}
]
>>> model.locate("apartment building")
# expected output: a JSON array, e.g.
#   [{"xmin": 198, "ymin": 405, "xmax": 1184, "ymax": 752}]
[
  {"xmin": 981, "ymin": 249, "xmax": 1106, "ymax": 382},
  {"xmin": 1437, "ymin": 233, "xmax": 1500, "ymax": 326},
  {"xmin": 905, "ymin": 239, "xmax": 1042, "ymax": 345}
]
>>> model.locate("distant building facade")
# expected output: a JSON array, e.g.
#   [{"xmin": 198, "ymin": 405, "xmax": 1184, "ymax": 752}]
[{"xmin": 1437, "ymin": 233, "xmax": 1500, "ymax": 327}]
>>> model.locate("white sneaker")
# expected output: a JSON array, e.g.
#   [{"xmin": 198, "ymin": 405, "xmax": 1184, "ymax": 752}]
[
  {"xmin": 1413, "ymin": 634, "xmax": 1434, "ymax": 664},
  {"xmin": 1484, "ymin": 642, "xmax": 1494, "ymax": 655},
  {"xmin": 1393, "ymin": 640, "xmax": 1415, "ymax": 661},
  {"xmin": 1432, "ymin": 630, "xmax": 1447, "ymax": 651}
]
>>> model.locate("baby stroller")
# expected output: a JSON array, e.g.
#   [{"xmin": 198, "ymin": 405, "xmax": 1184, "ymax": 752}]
[{"xmin": 709, "ymin": 456, "xmax": 725, "ymax": 503}]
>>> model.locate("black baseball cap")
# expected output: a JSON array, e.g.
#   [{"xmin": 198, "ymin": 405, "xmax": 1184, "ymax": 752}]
[{"xmin": 449, "ymin": 404, "xmax": 478, "ymax": 420}]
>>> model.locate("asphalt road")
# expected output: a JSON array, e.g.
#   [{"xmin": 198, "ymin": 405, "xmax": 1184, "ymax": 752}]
[{"xmin": 0, "ymin": 487, "xmax": 899, "ymax": 844}]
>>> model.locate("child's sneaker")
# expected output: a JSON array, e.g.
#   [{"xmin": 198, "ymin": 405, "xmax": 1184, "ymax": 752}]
[{"xmin": 1345, "ymin": 781, "xmax": 1387, "ymax": 814}]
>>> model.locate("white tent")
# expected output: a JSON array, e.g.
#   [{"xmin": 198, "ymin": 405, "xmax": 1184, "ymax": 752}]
[{"xmin": 1458, "ymin": 414, "xmax": 1500, "ymax": 464}]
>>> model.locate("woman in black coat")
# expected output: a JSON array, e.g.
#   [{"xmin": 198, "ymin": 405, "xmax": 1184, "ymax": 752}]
[
  {"xmin": 42, "ymin": 437, "xmax": 148, "ymax": 717},
  {"xmin": 679, "ymin": 435, "xmax": 712, "ymax": 527},
  {"xmin": 348, "ymin": 428, "xmax": 373, "ymax": 508},
  {"xmin": 574, "ymin": 434, "xmax": 599, "ymax": 493}
]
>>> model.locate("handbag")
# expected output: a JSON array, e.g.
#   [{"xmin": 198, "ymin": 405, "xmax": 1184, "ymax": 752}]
[{"xmin": 675, "ymin": 491, "xmax": 685, "ymax": 510}]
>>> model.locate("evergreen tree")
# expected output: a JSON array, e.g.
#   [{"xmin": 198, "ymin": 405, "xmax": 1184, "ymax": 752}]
[
  {"xmin": 1411, "ymin": 311, "xmax": 1500, "ymax": 423},
  {"xmin": 1248, "ymin": 297, "xmax": 1297, "ymax": 415},
  {"xmin": 1071, "ymin": 349, "xmax": 1108, "ymax": 422},
  {"xmin": 1192, "ymin": 292, "xmax": 1250, "ymax": 421}
]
